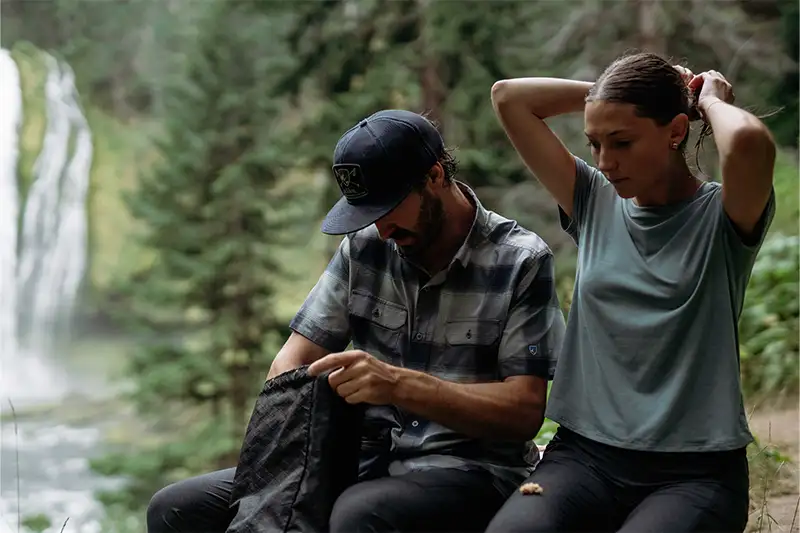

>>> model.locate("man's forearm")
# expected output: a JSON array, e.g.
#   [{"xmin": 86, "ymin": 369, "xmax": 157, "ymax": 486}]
[
  {"xmin": 266, "ymin": 352, "xmax": 304, "ymax": 380},
  {"xmin": 391, "ymin": 368, "xmax": 544, "ymax": 441},
  {"xmin": 266, "ymin": 332, "xmax": 332, "ymax": 380}
]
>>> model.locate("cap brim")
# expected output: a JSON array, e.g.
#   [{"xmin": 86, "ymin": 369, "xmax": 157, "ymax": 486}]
[{"xmin": 321, "ymin": 191, "xmax": 411, "ymax": 236}]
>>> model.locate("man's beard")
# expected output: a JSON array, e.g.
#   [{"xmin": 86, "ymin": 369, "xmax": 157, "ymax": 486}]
[{"xmin": 394, "ymin": 189, "xmax": 445, "ymax": 260}]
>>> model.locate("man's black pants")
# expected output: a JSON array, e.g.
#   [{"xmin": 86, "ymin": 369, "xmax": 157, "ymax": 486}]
[
  {"xmin": 485, "ymin": 426, "xmax": 750, "ymax": 533},
  {"xmin": 147, "ymin": 466, "xmax": 509, "ymax": 533}
]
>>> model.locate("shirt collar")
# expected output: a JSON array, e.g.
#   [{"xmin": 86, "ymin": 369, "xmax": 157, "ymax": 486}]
[{"xmin": 450, "ymin": 181, "xmax": 489, "ymax": 268}]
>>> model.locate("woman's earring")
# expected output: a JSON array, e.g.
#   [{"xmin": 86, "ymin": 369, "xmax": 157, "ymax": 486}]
[{"xmin": 671, "ymin": 142, "xmax": 679, "ymax": 150}]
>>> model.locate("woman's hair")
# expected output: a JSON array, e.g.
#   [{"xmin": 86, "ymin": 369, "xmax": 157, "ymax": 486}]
[{"xmin": 586, "ymin": 52, "xmax": 711, "ymax": 171}]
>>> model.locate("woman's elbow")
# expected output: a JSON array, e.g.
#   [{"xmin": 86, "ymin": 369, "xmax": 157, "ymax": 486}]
[
  {"xmin": 729, "ymin": 123, "xmax": 776, "ymax": 164},
  {"xmin": 491, "ymin": 79, "xmax": 516, "ymax": 108}
]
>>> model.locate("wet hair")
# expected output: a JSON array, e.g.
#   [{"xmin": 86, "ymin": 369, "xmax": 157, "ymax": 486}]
[
  {"xmin": 414, "ymin": 112, "xmax": 458, "ymax": 190},
  {"xmin": 586, "ymin": 52, "xmax": 712, "ymax": 173}
]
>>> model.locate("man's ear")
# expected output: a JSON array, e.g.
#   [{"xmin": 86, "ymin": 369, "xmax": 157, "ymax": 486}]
[{"xmin": 427, "ymin": 162, "xmax": 445, "ymax": 186}]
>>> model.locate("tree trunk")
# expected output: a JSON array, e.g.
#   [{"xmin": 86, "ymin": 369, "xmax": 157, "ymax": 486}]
[
  {"xmin": 416, "ymin": 0, "xmax": 446, "ymax": 134},
  {"xmin": 420, "ymin": 56, "xmax": 446, "ymax": 132},
  {"xmin": 230, "ymin": 365, "xmax": 250, "ymax": 434},
  {"xmin": 637, "ymin": 0, "xmax": 666, "ymax": 55}
]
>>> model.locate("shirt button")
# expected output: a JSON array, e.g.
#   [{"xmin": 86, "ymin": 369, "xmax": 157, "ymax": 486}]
[
  {"xmin": 415, "ymin": 332, "xmax": 423, "ymax": 341},
  {"xmin": 411, "ymin": 420, "xmax": 419, "ymax": 427}
]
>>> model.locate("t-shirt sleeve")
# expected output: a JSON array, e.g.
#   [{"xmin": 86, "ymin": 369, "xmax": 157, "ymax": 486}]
[
  {"xmin": 721, "ymin": 187, "xmax": 777, "ymax": 260},
  {"xmin": 289, "ymin": 236, "xmax": 352, "ymax": 352},
  {"xmin": 718, "ymin": 187, "xmax": 777, "ymax": 310},
  {"xmin": 558, "ymin": 156, "xmax": 603, "ymax": 245},
  {"xmin": 498, "ymin": 251, "xmax": 566, "ymax": 381}
]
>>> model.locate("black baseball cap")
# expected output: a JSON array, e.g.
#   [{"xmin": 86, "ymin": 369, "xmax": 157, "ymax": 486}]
[{"xmin": 321, "ymin": 109, "xmax": 445, "ymax": 235}]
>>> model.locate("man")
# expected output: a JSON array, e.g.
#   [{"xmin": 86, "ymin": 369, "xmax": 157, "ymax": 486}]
[{"xmin": 146, "ymin": 109, "xmax": 566, "ymax": 533}]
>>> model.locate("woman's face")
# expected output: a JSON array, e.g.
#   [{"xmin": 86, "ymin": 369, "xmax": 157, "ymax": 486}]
[{"xmin": 584, "ymin": 100, "xmax": 689, "ymax": 199}]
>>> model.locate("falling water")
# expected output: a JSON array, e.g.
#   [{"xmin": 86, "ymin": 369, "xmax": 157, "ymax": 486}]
[
  {"xmin": 0, "ymin": 49, "xmax": 93, "ymax": 407},
  {"xmin": 17, "ymin": 53, "xmax": 93, "ymax": 357},
  {"xmin": 0, "ymin": 48, "xmax": 122, "ymax": 533},
  {"xmin": 0, "ymin": 50, "xmax": 21, "ymax": 371}
]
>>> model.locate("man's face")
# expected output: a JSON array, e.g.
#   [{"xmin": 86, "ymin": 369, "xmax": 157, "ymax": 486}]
[{"xmin": 373, "ymin": 178, "xmax": 445, "ymax": 259}]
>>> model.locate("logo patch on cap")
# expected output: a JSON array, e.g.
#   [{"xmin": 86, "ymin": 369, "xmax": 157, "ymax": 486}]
[{"xmin": 333, "ymin": 164, "xmax": 368, "ymax": 200}]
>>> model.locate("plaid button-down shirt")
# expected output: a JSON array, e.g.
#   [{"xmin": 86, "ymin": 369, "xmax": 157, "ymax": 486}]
[{"xmin": 290, "ymin": 183, "xmax": 565, "ymax": 491}]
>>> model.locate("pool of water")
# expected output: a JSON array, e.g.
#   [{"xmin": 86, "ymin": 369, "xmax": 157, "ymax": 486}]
[
  {"xmin": 0, "ymin": 338, "xmax": 134, "ymax": 533},
  {"xmin": 0, "ymin": 418, "xmax": 126, "ymax": 533}
]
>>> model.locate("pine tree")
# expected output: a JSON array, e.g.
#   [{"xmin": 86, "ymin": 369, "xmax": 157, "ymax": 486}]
[
  {"xmin": 273, "ymin": 0, "xmax": 551, "ymax": 256},
  {"xmin": 91, "ymin": 0, "xmax": 303, "ymax": 510},
  {"xmin": 272, "ymin": 0, "xmax": 793, "ymax": 257},
  {"xmin": 764, "ymin": 0, "xmax": 798, "ymax": 146}
]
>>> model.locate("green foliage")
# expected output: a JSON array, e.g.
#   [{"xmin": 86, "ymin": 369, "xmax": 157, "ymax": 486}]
[
  {"xmin": 95, "ymin": 505, "xmax": 144, "ymax": 533},
  {"xmin": 9, "ymin": 41, "xmax": 47, "ymax": 199},
  {"xmin": 534, "ymin": 418, "xmax": 559, "ymax": 447},
  {"xmin": 95, "ymin": 0, "xmax": 306, "ymax": 511},
  {"xmin": 763, "ymin": 0, "xmax": 799, "ymax": 147},
  {"xmin": 91, "ymin": 416, "xmax": 240, "ymax": 513},
  {"xmin": 770, "ymin": 150, "xmax": 800, "ymax": 234},
  {"xmin": 6, "ymin": 0, "xmax": 796, "ymax": 286},
  {"xmin": 21, "ymin": 514, "xmax": 51, "ymax": 533},
  {"xmin": 280, "ymin": 1, "xmax": 580, "ymax": 186},
  {"xmin": 272, "ymin": 0, "xmax": 798, "ymax": 262},
  {"xmin": 4, "ymin": 0, "xmax": 797, "ymax": 524},
  {"xmin": 746, "ymin": 435, "xmax": 797, "ymax": 532},
  {"xmin": 739, "ymin": 233, "xmax": 799, "ymax": 397},
  {"xmin": 738, "ymin": 150, "xmax": 799, "ymax": 398}
]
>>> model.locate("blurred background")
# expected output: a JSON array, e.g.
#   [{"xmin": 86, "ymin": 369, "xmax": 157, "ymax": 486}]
[{"xmin": 0, "ymin": 0, "xmax": 797, "ymax": 532}]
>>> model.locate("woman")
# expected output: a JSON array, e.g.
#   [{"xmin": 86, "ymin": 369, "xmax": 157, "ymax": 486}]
[{"xmin": 486, "ymin": 52, "xmax": 776, "ymax": 532}]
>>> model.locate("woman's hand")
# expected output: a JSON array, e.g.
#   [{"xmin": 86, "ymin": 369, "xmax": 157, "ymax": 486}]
[
  {"xmin": 688, "ymin": 70, "xmax": 736, "ymax": 116},
  {"xmin": 685, "ymin": 69, "xmax": 774, "ymax": 241},
  {"xmin": 673, "ymin": 65, "xmax": 695, "ymax": 86}
]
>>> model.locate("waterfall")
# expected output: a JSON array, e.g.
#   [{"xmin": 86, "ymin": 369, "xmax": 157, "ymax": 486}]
[
  {"xmin": 0, "ymin": 48, "xmax": 93, "ymax": 407},
  {"xmin": 0, "ymin": 50, "xmax": 22, "ymax": 367}
]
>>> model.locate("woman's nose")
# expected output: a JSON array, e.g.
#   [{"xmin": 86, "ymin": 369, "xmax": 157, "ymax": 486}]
[{"xmin": 596, "ymin": 148, "xmax": 617, "ymax": 172}]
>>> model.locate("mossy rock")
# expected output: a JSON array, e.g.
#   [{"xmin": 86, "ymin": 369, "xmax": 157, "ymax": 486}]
[{"xmin": 10, "ymin": 41, "xmax": 47, "ymax": 199}]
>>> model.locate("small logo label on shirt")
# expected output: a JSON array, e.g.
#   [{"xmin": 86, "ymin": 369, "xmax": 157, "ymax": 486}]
[{"xmin": 528, "ymin": 344, "xmax": 538, "ymax": 356}]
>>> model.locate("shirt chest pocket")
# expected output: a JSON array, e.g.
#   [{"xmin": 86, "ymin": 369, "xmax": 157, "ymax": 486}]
[
  {"xmin": 438, "ymin": 319, "xmax": 502, "ymax": 381},
  {"xmin": 349, "ymin": 290, "xmax": 408, "ymax": 363}
]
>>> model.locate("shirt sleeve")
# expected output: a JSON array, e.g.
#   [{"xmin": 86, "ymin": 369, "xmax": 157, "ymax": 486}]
[
  {"xmin": 721, "ymin": 186, "xmax": 776, "ymax": 259},
  {"xmin": 289, "ymin": 236, "xmax": 352, "ymax": 352},
  {"xmin": 558, "ymin": 156, "xmax": 603, "ymax": 245},
  {"xmin": 497, "ymin": 251, "xmax": 566, "ymax": 381},
  {"xmin": 718, "ymin": 186, "xmax": 777, "ymax": 311}
]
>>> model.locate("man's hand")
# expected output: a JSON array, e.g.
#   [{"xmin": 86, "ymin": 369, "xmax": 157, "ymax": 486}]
[
  {"xmin": 310, "ymin": 349, "xmax": 547, "ymax": 440},
  {"xmin": 308, "ymin": 350, "xmax": 399, "ymax": 405}
]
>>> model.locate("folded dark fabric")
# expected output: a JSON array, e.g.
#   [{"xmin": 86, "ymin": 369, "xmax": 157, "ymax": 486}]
[
  {"xmin": 357, "ymin": 405, "xmax": 401, "ymax": 481},
  {"xmin": 226, "ymin": 365, "xmax": 364, "ymax": 533}
]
